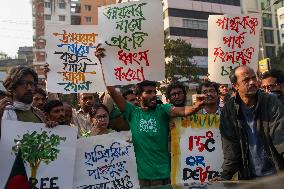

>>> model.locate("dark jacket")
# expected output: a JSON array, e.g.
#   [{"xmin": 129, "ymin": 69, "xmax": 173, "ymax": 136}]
[{"xmin": 220, "ymin": 91, "xmax": 284, "ymax": 180}]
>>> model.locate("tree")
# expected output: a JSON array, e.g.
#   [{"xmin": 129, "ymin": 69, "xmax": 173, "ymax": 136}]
[
  {"xmin": 12, "ymin": 130, "xmax": 66, "ymax": 181},
  {"xmin": 164, "ymin": 38, "xmax": 202, "ymax": 82},
  {"xmin": 270, "ymin": 45, "xmax": 284, "ymax": 72},
  {"xmin": 0, "ymin": 52, "xmax": 11, "ymax": 60}
]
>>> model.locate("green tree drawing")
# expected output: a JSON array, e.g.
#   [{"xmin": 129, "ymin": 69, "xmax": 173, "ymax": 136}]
[{"xmin": 12, "ymin": 130, "xmax": 66, "ymax": 181}]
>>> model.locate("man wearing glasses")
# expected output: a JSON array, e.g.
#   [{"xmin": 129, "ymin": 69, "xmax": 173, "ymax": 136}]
[
  {"xmin": 165, "ymin": 82, "xmax": 187, "ymax": 107},
  {"xmin": 261, "ymin": 69, "xmax": 284, "ymax": 104}
]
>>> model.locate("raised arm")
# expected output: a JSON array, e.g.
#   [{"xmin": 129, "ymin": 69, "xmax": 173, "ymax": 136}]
[{"xmin": 106, "ymin": 86, "xmax": 127, "ymax": 113}]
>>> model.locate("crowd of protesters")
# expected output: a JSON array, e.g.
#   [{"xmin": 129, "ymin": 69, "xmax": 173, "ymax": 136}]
[{"xmin": 0, "ymin": 61, "xmax": 283, "ymax": 187}]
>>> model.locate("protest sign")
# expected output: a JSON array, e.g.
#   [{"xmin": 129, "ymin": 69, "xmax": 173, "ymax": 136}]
[
  {"xmin": 73, "ymin": 132, "xmax": 139, "ymax": 189},
  {"xmin": 46, "ymin": 25, "xmax": 106, "ymax": 93},
  {"xmin": 98, "ymin": 0, "xmax": 165, "ymax": 85},
  {"xmin": 208, "ymin": 14, "xmax": 261, "ymax": 83},
  {"xmin": 171, "ymin": 114, "xmax": 223, "ymax": 184},
  {"xmin": 0, "ymin": 120, "xmax": 78, "ymax": 189}
]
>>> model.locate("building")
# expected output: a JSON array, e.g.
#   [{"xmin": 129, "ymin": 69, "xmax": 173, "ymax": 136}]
[
  {"xmin": 71, "ymin": 0, "xmax": 81, "ymax": 25},
  {"xmin": 163, "ymin": 0, "xmax": 241, "ymax": 69},
  {"xmin": 17, "ymin": 46, "xmax": 34, "ymax": 65},
  {"xmin": 277, "ymin": 6, "xmax": 284, "ymax": 46},
  {"xmin": 80, "ymin": 0, "xmax": 116, "ymax": 25},
  {"xmin": 32, "ymin": 0, "xmax": 71, "ymax": 86},
  {"xmin": 242, "ymin": 0, "xmax": 284, "ymax": 58}
]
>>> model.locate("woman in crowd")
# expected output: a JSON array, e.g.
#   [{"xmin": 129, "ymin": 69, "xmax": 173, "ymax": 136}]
[{"xmin": 82, "ymin": 103, "xmax": 114, "ymax": 137}]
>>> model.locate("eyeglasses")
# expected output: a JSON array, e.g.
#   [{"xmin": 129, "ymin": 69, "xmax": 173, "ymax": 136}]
[
  {"xmin": 93, "ymin": 114, "xmax": 109, "ymax": 120},
  {"xmin": 170, "ymin": 91, "xmax": 184, "ymax": 97},
  {"xmin": 16, "ymin": 80, "xmax": 36, "ymax": 88},
  {"xmin": 261, "ymin": 83, "xmax": 279, "ymax": 91}
]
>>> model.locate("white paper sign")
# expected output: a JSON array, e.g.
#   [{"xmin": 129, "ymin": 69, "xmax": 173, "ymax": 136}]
[
  {"xmin": 171, "ymin": 115, "xmax": 223, "ymax": 184},
  {"xmin": 208, "ymin": 14, "xmax": 261, "ymax": 83},
  {"xmin": 46, "ymin": 25, "xmax": 106, "ymax": 93},
  {"xmin": 73, "ymin": 132, "xmax": 139, "ymax": 189},
  {"xmin": 0, "ymin": 120, "xmax": 78, "ymax": 189},
  {"xmin": 98, "ymin": 0, "xmax": 165, "ymax": 85}
]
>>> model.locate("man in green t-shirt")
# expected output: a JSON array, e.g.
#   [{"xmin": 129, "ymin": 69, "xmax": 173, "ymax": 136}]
[{"xmin": 106, "ymin": 80, "xmax": 205, "ymax": 187}]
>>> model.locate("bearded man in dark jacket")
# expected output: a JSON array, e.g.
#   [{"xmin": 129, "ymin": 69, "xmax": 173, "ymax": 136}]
[{"xmin": 220, "ymin": 65, "xmax": 284, "ymax": 180}]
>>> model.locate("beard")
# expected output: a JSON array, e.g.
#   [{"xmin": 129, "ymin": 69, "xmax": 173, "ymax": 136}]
[
  {"xmin": 17, "ymin": 92, "xmax": 33, "ymax": 104},
  {"xmin": 142, "ymin": 96, "xmax": 157, "ymax": 110}
]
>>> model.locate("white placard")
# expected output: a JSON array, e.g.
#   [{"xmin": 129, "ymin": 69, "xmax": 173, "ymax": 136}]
[
  {"xmin": 73, "ymin": 132, "xmax": 139, "ymax": 189},
  {"xmin": 208, "ymin": 14, "xmax": 261, "ymax": 83},
  {"xmin": 46, "ymin": 25, "xmax": 106, "ymax": 93},
  {"xmin": 171, "ymin": 115, "xmax": 223, "ymax": 184},
  {"xmin": 0, "ymin": 120, "xmax": 78, "ymax": 189},
  {"xmin": 98, "ymin": 0, "xmax": 165, "ymax": 85}
]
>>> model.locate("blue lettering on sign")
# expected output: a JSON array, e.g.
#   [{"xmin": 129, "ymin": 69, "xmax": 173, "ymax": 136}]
[{"xmin": 186, "ymin": 156, "xmax": 205, "ymax": 167}]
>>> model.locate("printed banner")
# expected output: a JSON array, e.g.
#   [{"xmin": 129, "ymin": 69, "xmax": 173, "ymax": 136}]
[
  {"xmin": 46, "ymin": 25, "xmax": 106, "ymax": 93},
  {"xmin": 73, "ymin": 132, "xmax": 139, "ymax": 189},
  {"xmin": 0, "ymin": 120, "xmax": 78, "ymax": 189},
  {"xmin": 98, "ymin": 0, "xmax": 165, "ymax": 85},
  {"xmin": 171, "ymin": 114, "xmax": 223, "ymax": 184},
  {"xmin": 208, "ymin": 14, "xmax": 261, "ymax": 83}
]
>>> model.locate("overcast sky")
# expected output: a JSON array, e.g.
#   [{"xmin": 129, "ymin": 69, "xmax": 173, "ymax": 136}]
[{"xmin": 0, "ymin": 0, "xmax": 33, "ymax": 57}]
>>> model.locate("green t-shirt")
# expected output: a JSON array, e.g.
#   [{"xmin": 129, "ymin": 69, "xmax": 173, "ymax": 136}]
[{"xmin": 123, "ymin": 101, "xmax": 172, "ymax": 180}]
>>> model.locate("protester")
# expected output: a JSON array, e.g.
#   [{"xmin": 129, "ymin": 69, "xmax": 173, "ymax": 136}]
[
  {"xmin": 1, "ymin": 66, "xmax": 46, "ymax": 124},
  {"xmin": 72, "ymin": 93, "xmax": 100, "ymax": 136},
  {"xmin": 165, "ymin": 82, "xmax": 187, "ymax": 107},
  {"xmin": 261, "ymin": 69, "xmax": 284, "ymax": 104},
  {"xmin": 219, "ymin": 65, "xmax": 284, "ymax": 180},
  {"xmin": 198, "ymin": 81, "xmax": 221, "ymax": 115},
  {"xmin": 218, "ymin": 84, "xmax": 230, "ymax": 109},
  {"xmin": 43, "ymin": 100, "xmax": 67, "ymax": 125},
  {"xmin": 32, "ymin": 87, "xmax": 47, "ymax": 110},
  {"xmin": 88, "ymin": 103, "xmax": 114, "ymax": 136},
  {"xmin": 103, "ymin": 78, "xmax": 205, "ymax": 187},
  {"xmin": 122, "ymin": 89, "xmax": 139, "ymax": 106}
]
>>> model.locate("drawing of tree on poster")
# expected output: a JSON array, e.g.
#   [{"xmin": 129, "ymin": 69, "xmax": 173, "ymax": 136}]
[{"xmin": 11, "ymin": 129, "xmax": 66, "ymax": 181}]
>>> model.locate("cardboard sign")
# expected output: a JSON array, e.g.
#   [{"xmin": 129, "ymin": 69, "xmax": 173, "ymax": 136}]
[
  {"xmin": 171, "ymin": 114, "xmax": 223, "ymax": 184},
  {"xmin": 46, "ymin": 25, "xmax": 106, "ymax": 93},
  {"xmin": 73, "ymin": 132, "xmax": 139, "ymax": 189},
  {"xmin": 208, "ymin": 14, "xmax": 261, "ymax": 83},
  {"xmin": 98, "ymin": 0, "xmax": 165, "ymax": 85},
  {"xmin": 0, "ymin": 120, "xmax": 78, "ymax": 189}
]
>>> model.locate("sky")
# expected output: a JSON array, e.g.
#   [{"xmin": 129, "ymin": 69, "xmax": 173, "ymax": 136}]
[{"xmin": 0, "ymin": 0, "xmax": 33, "ymax": 58}]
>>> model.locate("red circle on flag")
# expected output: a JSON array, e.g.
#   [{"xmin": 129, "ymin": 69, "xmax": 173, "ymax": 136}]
[{"xmin": 6, "ymin": 175, "xmax": 29, "ymax": 189}]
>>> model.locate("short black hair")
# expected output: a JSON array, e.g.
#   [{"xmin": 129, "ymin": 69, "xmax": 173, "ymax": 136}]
[
  {"xmin": 89, "ymin": 103, "xmax": 109, "ymax": 118},
  {"xmin": 197, "ymin": 81, "xmax": 219, "ymax": 94},
  {"xmin": 43, "ymin": 100, "xmax": 63, "ymax": 114},
  {"xmin": 165, "ymin": 82, "xmax": 186, "ymax": 99},
  {"xmin": 261, "ymin": 69, "xmax": 284, "ymax": 84},
  {"xmin": 122, "ymin": 89, "xmax": 135, "ymax": 99},
  {"xmin": 34, "ymin": 88, "xmax": 47, "ymax": 98},
  {"xmin": 134, "ymin": 80, "xmax": 157, "ymax": 96}
]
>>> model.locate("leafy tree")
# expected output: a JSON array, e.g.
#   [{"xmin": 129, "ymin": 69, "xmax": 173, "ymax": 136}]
[
  {"xmin": 0, "ymin": 52, "xmax": 10, "ymax": 60},
  {"xmin": 164, "ymin": 38, "xmax": 202, "ymax": 82},
  {"xmin": 270, "ymin": 45, "xmax": 284, "ymax": 72},
  {"xmin": 12, "ymin": 130, "xmax": 66, "ymax": 181}
]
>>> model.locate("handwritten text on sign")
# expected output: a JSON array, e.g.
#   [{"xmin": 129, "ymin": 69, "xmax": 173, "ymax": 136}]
[
  {"xmin": 171, "ymin": 114, "xmax": 223, "ymax": 184},
  {"xmin": 73, "ymin": 132, "xmax": 139, "ymax": 189},
  {"xmin": 46, "ymin": 25, "xmax": 106, "ymax": 93},
  {"xmin": 98, "ymin": 0, "xmax": 165, "ymax": 85},
  {"xmin": 208, "ymin": 14, "xmax": 261, "ymax": 83}
]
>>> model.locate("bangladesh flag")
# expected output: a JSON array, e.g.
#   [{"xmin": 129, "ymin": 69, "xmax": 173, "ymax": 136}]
[{"xmin": 5, "ymin": 149, "xmax": 29, "ymax": 189}]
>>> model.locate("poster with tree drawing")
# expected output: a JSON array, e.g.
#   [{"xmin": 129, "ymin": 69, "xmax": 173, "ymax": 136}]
[{"xmin": 0, "ymin": 120, "xmax": 77, "ymax": 189}]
